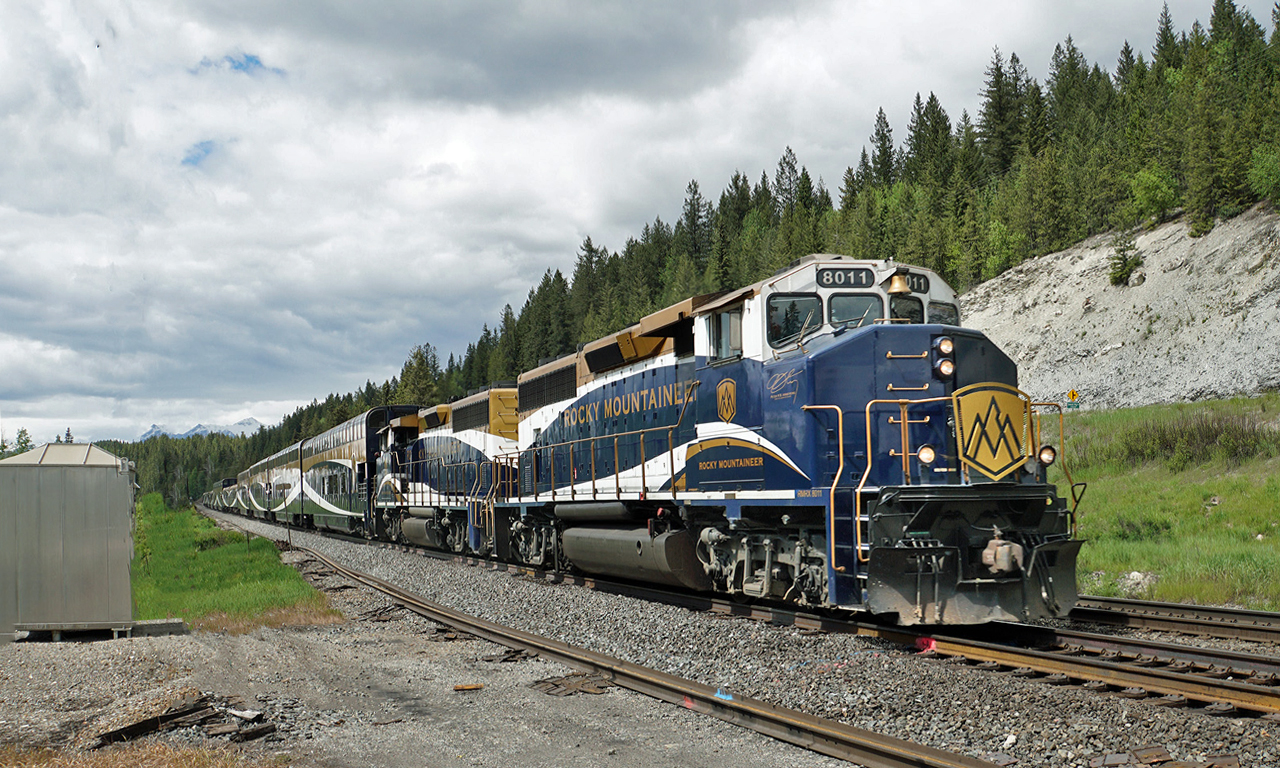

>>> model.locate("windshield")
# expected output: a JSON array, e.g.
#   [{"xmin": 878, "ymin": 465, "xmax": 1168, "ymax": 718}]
[
  {"xmin": 829, "ymin": 294, "xmax": 883, "ymax": 328},
  {"xmin": 928, "ymin": 301, "xmax": 960, "ymax": 326},
  {"xmin": 767, "ymin": 294, "xmax": 822, "ymax": 347}
]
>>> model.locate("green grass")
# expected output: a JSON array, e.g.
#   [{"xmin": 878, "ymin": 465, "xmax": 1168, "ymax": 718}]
[
  {"xmin": 1045, "ymin": 394, "xmax": 1280, "ymax": 609},
  {"xmin": 132, "ymin": 493, "xmax": 338, "ymax": 631}
]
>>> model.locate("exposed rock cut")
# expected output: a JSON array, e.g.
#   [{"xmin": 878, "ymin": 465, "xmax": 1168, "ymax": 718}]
[{"xmin": 962, "ymin": 205, "xmax": 1280, "ymax": 409}]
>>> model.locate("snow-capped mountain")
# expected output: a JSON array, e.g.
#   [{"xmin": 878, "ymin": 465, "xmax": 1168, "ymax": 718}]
[{"xmin": 139, "ymin": 417, "xmax": 262, "ymax": 442}]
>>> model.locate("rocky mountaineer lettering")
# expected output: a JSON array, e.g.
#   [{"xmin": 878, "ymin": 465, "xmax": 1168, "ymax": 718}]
[
  {"xmin": 565, "ymin": 382, "xmax": 688, "ymax": 427},
  {"xmin": 698, "ymin": 456, "xmax": 764, "ymax": 471}
]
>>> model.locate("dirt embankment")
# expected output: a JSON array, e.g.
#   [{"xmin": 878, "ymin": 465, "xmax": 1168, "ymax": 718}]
[{"xmin": 961, "ymin": 205, "xmax": 1280, "ymax": 410}]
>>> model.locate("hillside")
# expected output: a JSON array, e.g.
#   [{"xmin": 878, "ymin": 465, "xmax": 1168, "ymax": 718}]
[{"xmin": 961, "ymin": 205, "xmax": 1280, "ymax": 410}]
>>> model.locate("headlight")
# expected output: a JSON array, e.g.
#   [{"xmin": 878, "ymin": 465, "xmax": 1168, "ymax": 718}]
[
  {"xmin": 917, "ymin": 444, "xmax": 937, "ymax": 465},
  {"xmin": 934, "ymin": 336, "xmax": 954, "ymax": 355},
  {"xmin": 934, "ymin": 358, "xmax": 955, "ymax": 378},
  {"xmin": 1038, "ymin": 445, "xmax": 1057, "ymax": 466}
]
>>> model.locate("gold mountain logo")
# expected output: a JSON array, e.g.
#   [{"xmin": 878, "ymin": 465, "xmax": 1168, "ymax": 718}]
[
  {"xmin": 952, "ymin": 383, "xmax": 1031, "ymax": 481},
  {"xmin": 717, "ymin": 378, "xmax": 737, "ymax": 423}
]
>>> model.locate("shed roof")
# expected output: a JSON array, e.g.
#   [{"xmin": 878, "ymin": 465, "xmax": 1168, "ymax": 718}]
[{"xmin": 0, "ymin": 443, "xmax": 124, "ymax": 467}]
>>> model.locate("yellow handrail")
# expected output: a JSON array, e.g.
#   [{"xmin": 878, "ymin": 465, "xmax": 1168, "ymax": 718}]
[
  {"xmin": 855, "ymin": 395, "xmax": 952, "ymax": 563},
  {"xmin": 517, "ymin": 380, "xmax": 700, "ymax": 501},
  {"xmin": 1031, "ymin": 402, "xmax": 1079, "ymax": 536},
  {"xmin": 801, "ymin": 405, "xmax": 846, "ymax": 572}
]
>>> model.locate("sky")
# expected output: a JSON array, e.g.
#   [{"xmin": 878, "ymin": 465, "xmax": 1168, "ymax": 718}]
[{"xmin": 1, "ymin": 0, "xmax": 1274, "ymax": 445}]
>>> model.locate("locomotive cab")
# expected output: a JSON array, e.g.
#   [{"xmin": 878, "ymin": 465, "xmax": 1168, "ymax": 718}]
[{"xmin": 689, "ymin": 255, "xmax": 1081, "ymax": 624}]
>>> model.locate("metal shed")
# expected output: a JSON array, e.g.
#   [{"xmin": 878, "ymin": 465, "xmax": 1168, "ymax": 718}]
[{"xmin": 0, "ymin": 443, "xmax": 136, "ymax": 640}]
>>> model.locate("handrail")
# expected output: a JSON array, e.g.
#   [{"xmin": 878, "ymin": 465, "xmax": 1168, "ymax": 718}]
[
  {"xmin": 801, "ymin": 405, "xmax": 847, "ymax": 572},
  {"xmin": 518, "ymin": 380, "xmax": 700, "ymax": 502},
  {"xmin": 1031, "ymin": 402, "xmax": 1080, "ymax": 536},
  {"xmin": 397, "ymin": 455, "xmax": 483, "ymax": 510},
  {"xmin": 856, "ymin": 395, "xmax": 953, "ymax": 564}
]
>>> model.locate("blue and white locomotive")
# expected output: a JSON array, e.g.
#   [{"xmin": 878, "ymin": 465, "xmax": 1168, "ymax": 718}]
[{"xmin": 362, "ymin": 255, "xmax": 1083, "ymax": 625}]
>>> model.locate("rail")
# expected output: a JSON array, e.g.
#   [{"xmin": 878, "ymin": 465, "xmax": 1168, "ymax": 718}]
[
  {"xmin": 1072, "ymin": 596, "xmax": 1280, "ymax": 644},
  {"xmin": 201, "ymin": 505, "xmax": 1280, "ymax": 724},
  {"xmin": 296, "ymin": 544, "xmax": 999, "ymax": 768}
]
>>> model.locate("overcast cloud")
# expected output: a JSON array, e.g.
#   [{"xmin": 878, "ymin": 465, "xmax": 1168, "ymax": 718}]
[{"xmin": 1, "ymin": 0, "xmax": 1270, "ymax": 444}]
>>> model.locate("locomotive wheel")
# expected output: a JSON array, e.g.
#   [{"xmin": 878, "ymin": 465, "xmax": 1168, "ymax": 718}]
[{"xmin": 387, "ymin": 510, "xmax": 404, "ymax": 543}]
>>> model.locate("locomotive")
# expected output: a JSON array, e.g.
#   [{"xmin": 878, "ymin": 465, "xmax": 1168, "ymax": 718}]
[{"xmin": 206, "ymin": 254, "xmax": 1083, "ymax": 625}]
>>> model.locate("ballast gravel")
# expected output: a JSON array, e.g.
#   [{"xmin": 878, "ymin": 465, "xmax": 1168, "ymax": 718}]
[
  {"xmin": 220, "ymin": 515, "xmax": 1274, "ymax": 768},
  {"xmin": 1, "ymin": 527, "xmax": 844, "ymax": 768}
]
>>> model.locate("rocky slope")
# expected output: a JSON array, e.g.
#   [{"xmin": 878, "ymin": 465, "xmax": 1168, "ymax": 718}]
[{"xmin": 961, "ymin": 204, "xmax": 1280, "ymax": 410}]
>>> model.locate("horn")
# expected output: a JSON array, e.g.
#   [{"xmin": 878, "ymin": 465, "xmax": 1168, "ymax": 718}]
[{"xmin": 886, "ymin": 268, "xmax": 912, "ymax": 295}]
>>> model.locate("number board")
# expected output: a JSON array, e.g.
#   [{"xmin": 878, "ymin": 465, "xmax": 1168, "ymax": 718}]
[
  {"xmin": 905, "ymin": 272, "xmax": 930, "ymax": 293},
  {"xmin": 816, "ymin": 268, "xmax": 874, "ymax": 289}
]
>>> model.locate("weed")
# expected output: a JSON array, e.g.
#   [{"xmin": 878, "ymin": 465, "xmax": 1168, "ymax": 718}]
[
  {"xmin": 132, "ymin": 494, "xmax": 339, "ymax": 631},
  {"xmin": 1046, "ymin": 395, "xmax": 1280, "ymax": 610}
]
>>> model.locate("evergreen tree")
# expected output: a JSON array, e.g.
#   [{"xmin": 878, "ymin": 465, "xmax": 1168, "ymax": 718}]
[
  {"xmin": 488, "ymin": 304, "xmax": 520, "ymax": 382},
  {"xmin": 568, "ymin": 236, "xmax": 603, "ymax": 343},
  {"xmin": 838, "ymin": 165, "xmax": 859, "ymax": 211},
  {"xmin": 870, "ymin": 109, "xmax": 895, "ymax": 186},
  {"xmin": 395, "ymin": 344, "xmax": 442, "ymax": 405},
  {"xmin": 1116, "ymin": 40, "xmax": 1137, "ymax": 89},
  {"xmin": 774, "ymin": 147, "xmax": 800, "ymax": 212},
  {"xmin": 673, "ymin": 179, "xmax": 713, "ymax": 272},
  {"xmin": 978, "ymin": 48, "xmax": 1023, "ymax": 176},
  {"xmin": 855, "ymin": 148, "xmax": 873, "ymax": 190},
  {"xmin": 1022, "ymin": 80, "xmax": 1049, "ymax": 156},
  {"xmin": 903, "ymin": 93, "xmax": 928, "ymax": 183},
  {"xmin": 1154, "ymin": 3, "xmax": 1183, "ymax": 71},
  {"xmin": 750, "ymin": 172, "xmax": 777, "ymax": 224}
]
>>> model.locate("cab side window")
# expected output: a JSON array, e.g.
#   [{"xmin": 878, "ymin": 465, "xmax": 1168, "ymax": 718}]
[
  {"xmin": 889, "ymin": 295, "xmax": 924, "ymax": 324},
  {"xmin": 709, "ymin": 307, "xmax": 742, "ymax": 361},
  {"xmin": 928, "ymin": 301, "xmax": 960, "ymax": 326}
]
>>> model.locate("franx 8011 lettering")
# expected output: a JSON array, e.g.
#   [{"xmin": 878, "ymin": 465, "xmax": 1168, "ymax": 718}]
[{"xmin": 205, "ymin": 255, "xmax": 1082, "ymax": 626}]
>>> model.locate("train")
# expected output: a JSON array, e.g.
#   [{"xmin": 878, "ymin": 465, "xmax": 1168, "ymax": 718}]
[{"xmin": 203, "ymin": 254, "xmax": 1083, "ymax": 625}]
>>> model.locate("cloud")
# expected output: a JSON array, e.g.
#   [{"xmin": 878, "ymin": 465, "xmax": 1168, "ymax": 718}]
[
  {"xmin": 176, "ymin": 0, "xmax": 795, "ymax": 106},
  {"xmin": 0, "ymin": 0, "xmax": 1273, "ymax": 443}
]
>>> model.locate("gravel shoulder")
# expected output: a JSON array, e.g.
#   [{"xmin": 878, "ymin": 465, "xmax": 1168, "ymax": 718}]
[
  {"xmin": 0, "ymin": 543, "xmax": 841, "ymax": 768},
  {"xmin": 6, "ymin": 510, "xmax": 1273, "ymax": 767},
  {"xmin": 211, "ymin": 513, "xmax": 1273, "ymax": 768}
]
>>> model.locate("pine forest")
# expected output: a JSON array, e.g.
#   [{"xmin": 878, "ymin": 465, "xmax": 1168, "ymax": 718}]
[{"xmin": 85, "ymin": 1, "xmax": 1280, "ymax": 501}]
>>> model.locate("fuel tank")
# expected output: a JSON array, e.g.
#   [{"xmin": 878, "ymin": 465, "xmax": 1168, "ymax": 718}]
[
  {"xmin": 560, "ymin": 527, "xmax": 711, "ymax": 591},
  {"xmin": 402, "ymin": 517, "xmax": 446, "ymax": 549}
]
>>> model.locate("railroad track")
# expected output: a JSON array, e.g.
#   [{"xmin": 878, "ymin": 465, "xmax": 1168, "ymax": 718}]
[
  {"xmin": 207, "ymin": 508, "xmax": 998, "ymax": 767},
  {"xmin": 364, "ymin": 541, "xmax": 1280, "ymax": 718},
  {"xmin": 301, "ymin": 545, "xmax": 1010, "ymax": 768},
  {"xmin": 205, "ymin": 507, "xmax": 1280, "ymax": 719},
  {"xmin": 1072, "ymin": 596, "xmax": 1280, "ymax": 645}
]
